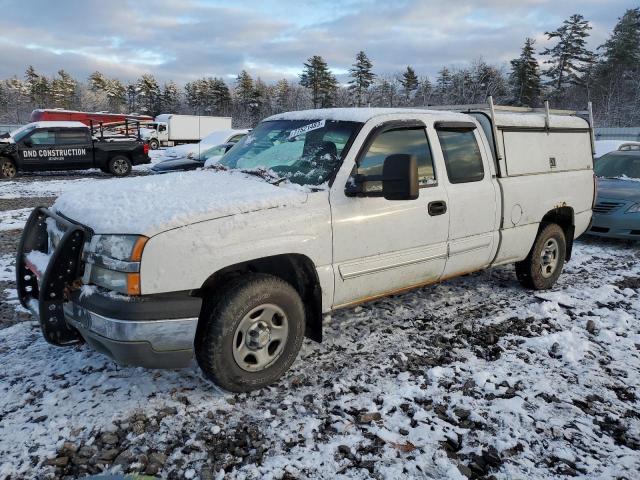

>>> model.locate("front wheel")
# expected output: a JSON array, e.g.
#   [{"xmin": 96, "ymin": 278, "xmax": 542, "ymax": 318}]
[
  {"xmin": 515, "ymin": 223, "xmax": 566, "ymax": 290},
  {"xmin": 195, "ymin": 274, "xmax": 305, "ymax": 392},
  {"xmin": 148, "ymin": 139, "xmax": 160, "ymax": 150},
  {"xmin": 108, "ymin": 155, "xmax": 132, "ymax": 177},
  {"xmin": 1, "ymin": 158, "xmax": 17, "ymax": 179}
]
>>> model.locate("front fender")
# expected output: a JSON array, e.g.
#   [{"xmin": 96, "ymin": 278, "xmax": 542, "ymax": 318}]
[{"xmin": 139, "ymin": 196, "xmax": 333, "ymax": 307}]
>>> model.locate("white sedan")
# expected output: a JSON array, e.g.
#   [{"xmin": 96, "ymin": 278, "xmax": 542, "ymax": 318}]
[{"xmin": 162, "ymin": 129, "xmax": 249, "ymax": 159}]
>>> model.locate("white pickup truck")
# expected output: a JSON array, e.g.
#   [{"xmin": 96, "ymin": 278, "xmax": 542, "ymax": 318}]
[{"xmin": 17, "ymin": 102, "xmax": 595, "ymax": 392}]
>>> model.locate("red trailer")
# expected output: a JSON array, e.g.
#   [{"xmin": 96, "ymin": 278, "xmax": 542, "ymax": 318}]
[{"xmin": 30, "ymin": 109, "xmax": 153, "ymax": 126}]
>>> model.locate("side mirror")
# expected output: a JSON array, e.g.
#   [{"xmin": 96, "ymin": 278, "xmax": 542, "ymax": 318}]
[{"xmin": 382, "ymin": 154, "xmax": 419, "ymax": 200}]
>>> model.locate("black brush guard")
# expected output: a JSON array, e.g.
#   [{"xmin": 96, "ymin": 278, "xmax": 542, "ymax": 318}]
[{"xmin": 16, "ymin": 207, "xmax": 90, "ymax": 346}]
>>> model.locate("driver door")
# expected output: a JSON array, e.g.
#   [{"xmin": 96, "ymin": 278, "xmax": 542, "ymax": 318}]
[
  {"xmin": 330, "ymin": 121, "xmax": 450, "ymax": 308},
  {"xmin": 17, "ymin": 129, "xmax": 56, "ymax": 170}
]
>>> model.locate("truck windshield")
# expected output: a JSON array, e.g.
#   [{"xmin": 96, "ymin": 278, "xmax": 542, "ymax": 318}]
[
  {"xmin": 219, "ymin": 119, "xmax": 362, "ymax": 186},
  {"xmin": 10, "ymin": 125, "xmax": 36, "ymax": 142},
  {"xmin": 595, "ymin": 152, "xmax": 640, "ymax": 179}
]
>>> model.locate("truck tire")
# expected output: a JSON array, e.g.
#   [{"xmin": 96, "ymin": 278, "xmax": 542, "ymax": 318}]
[
  {"xmin": 515, "ymin": 223, "xmax": 566, "ymax": 290},
  {"xmin": 1, "ymin": 158, "xmax": 17, "ymax": 179},
  {"xmin": 196, "ymin": 273, "xmax": 305, "ymax": 392},
  {"xmin": 108, "ymin": 155, "xmax": 132, "ymax": 177},
  {"xmin": 148, "ymin": 139, "xmax": 159, "ymax": 150}
]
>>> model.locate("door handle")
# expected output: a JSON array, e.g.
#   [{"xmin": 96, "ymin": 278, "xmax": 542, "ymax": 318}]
[{"xmin": 428, "ymin": 200, "xmax": 447, "ymax": 216}]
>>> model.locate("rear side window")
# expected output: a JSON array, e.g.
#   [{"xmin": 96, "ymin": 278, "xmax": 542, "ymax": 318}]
[
  {"xmin": 437, "ymin": 130, "xmax": 485, "ymax": 183},
  {"xmin": 359, "ymin": 128, "xmax": 436, "ymax": 188},
  {"xmin": 57, "ymin": 129, "xmax": 89, "ymax": 145}
]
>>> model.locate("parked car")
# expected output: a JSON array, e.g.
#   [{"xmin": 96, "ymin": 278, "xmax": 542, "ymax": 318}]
[
  {"xmin": 143, "ymin": 114, "xmax": 232, "ymax": 150},
  {"xmin": 595, "ymin": 139, "xmax": 640, "ymax": 158},
  {"xmin": 17, "ymin": 104, "xmax": 594, "ymax": 392},
  {"xmin": 588, "ymin": 149, "xmax": 640, "ymax": 240},
  {"xmin": 0, "ymin": 121, "xmax": 149, "ymax": 178},
  {"xmin": 161, "ymin": 129, "xmax": 249, "ymax": 158},
  {"xmin": 150, "ymin": 143, "xmax": 234, "ymax": 173}
]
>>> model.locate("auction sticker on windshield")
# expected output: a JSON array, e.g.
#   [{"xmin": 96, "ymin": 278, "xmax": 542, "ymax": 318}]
[{"xmin": 288, "ymin": 120, "xmax": 326, "ymax": 139}]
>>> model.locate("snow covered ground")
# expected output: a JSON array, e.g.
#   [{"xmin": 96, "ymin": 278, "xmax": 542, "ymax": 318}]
[{"xmin": 0, "ymin": 173, "xmax": 639, "ymax": 480}]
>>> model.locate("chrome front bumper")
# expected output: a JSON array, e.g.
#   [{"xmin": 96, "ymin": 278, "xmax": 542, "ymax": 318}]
[{"xmin": 63, "ymin": 301, "xmax": 198, "ymax": 368}]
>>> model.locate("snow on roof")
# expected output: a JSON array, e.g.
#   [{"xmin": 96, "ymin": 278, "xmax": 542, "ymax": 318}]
[
  {"xmin": 266, "ymin": 108, "xmax": 469, "ymax": 123},
  {"xmin": 27, "ymin": 121, "xmax": 88, "ymax": 129}
]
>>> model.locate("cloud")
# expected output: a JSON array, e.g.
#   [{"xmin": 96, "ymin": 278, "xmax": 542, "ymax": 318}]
[{"xmin": 0, "ymin": 0, "xmax": 635, "ymax": 85}]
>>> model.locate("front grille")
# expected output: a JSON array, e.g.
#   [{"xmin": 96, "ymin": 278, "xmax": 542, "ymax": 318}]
[{"xmin": 593, "ymin": 201, "xmax": 624, "ymax": 214}]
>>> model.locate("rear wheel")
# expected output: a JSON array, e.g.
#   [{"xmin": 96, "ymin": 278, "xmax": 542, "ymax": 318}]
[
  {"xmin": 1, "ymin": 158, "xmax": 17, "ymax": 179},
  {"xmin": 515, "ymin": 223, "xmax": 566, "ymax": 290},
  {"xmin": 108, "ymin": 155, "xmax": 132, "ymax": 177},
  {"xmin": 148, "ymin": 139, "xmax": 159, "ymax": 150},
  {"xmin": 195, "ymin": 273, "xmax": 305, "ymax": 392}
]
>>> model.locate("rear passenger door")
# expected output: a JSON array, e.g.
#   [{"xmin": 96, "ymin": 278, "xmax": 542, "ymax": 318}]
[
  {"xmin": 432, "ymin": 121, "xmax": 500, "ymax": 277},
  {"xmin": 55, "ymin": 128, "xmax": 93, "ymax": 169}
]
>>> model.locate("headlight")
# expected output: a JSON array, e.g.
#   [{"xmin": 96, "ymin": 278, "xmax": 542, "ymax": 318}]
[
  {"xmin": 92, "ymin": 234, "xmax": 147, "ymax": 261},
  {"xmin": 625, "ymin": 203, "xmax": 640, "ymax": 214},
  {"xmin": 85, "ymin": 235, "xmax": 147, "ymax": 295}
]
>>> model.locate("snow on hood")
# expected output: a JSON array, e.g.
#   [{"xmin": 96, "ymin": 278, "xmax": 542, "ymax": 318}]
[{"xmin": 53, "ymin": 170, "xmax": 308, "ymax": 236}]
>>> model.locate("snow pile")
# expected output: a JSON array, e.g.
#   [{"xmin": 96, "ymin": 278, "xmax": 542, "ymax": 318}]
[{"xmin": 53, "ymin": 170, "xmax": 309, "ymax": 235}]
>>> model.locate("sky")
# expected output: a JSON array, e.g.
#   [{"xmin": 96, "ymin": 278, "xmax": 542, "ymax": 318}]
[{"xmin": 0, "ymin": 0, "xmax": 636, "ymax": 85}]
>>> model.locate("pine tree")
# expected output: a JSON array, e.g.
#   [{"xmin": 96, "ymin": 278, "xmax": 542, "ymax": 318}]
[
  {"xmin": 400, "ymin": 66, "xmax": 419, "ymax": 104},
  {"xmin": 348, "ymin": 51, "xmax": 375, "ymax": 107},
  {"xmin": 300, "ymin": 55, "xmax": 337, "ymax": 108},
  {"xmin": 416, "ymin": 77, "xmax": 432, "ymax": 106},
  {"xmin": 211, "ymin": 78, "xmax": 230, "ymax": 115},
  {"xmin": 136, "ymin": 74, "xmax": 161, "ymax": 115},
  {"xmin": 540, "ymin": 14, "xmax": 596, "ymax": 98},
  {"xmin": 435, "ymin": 67, "xmax": 453, "ymax": 103},
  {"xmin": 104, "ymin": 79, "xmax": 126, "ymax": 112},
  {"xmin": 510, "ymin": 38, "xmax": 542, "ymax": 106},
  {"xmin": 3, "ymin": 77, "xmax": 29, "ymax": 122},
  {"xmin": 50, "ymin": 70, "xmax": 77, "ymax": 109},
  {"xmin": 89, "ymin": 71, "xmax": 108, "ymax": 92},
  {"xmin": 24, "ymin": 66, "xmax": 49, "ymax": 108},
  {"xmin": 126, "ymin": 84, "xmax": 137, "ymax": 113},
  {"xmin": 599, "ymin": 8, "xmax": 640, "ymax": 71},
  {"xmin": 274, "ymin": 79, "xmax": 290, "ymax": 112},
  {"xmin": 160, "ymin": 82, "xmax": 180, "ymax": 113}
]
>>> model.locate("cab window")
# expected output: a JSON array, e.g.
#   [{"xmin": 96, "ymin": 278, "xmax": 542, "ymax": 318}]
[
  {"xmin": 358, "ymin": 128, "xmax": 436, "ymax": 192},
  {"xmin": 28, "ymin": 130, "xmax": 56, "ymax": 145},
  {"xmin": 57, "ymin": 129, "xmax": 89, "ymax": 145},
  {"xmin": 437, "ymin": 130, "xmax": 484, "ymax": 183}
]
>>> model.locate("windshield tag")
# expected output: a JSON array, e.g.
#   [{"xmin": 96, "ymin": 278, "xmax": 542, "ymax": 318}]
[{"xmin": 288, "ymin": 120, "xmax": 326, "ymax": 140}]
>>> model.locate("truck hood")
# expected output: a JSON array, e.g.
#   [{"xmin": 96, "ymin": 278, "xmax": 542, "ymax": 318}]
[
  {"xmin": 53, "ymin": 170, "xmax": 309, "ymax": 236},
  {"xmin": 597, "ymin": 177, "xmax": 640, "ymax": 203}
]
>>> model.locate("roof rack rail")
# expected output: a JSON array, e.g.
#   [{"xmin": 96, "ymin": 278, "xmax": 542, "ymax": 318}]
[{"xmin": 428, "ymin": 96, "xmax": 596, "ymax": 158}]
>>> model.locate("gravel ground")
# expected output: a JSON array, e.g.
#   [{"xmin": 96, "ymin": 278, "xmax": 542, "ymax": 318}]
[{"xmin": 1, "ymin": 172, "xmax": 639, "ymax": 480}]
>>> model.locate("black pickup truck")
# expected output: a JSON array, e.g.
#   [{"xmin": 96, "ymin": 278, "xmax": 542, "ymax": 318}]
[{"xmin": 0, "ymin": 121, "xmax": 150, "ymax": 179}]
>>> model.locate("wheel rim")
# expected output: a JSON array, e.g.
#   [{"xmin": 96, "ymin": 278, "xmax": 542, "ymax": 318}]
[
  {"xmin": 540, "ymin": 237, "xmax": 559, "ymax": 278},
  {"xmin": 2, "ymin": 161, "xmax": 16, "ymax": 178},
  {"xmin": 232, "ymin": 303, "xmax": 289, "ymax": 372},
  {"xmin": 113, "ymin": 158, "xmax": 129, "ymax": 175}
]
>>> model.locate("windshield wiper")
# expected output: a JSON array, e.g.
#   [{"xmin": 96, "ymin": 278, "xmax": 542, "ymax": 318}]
[{"xmin": 238, "ymin": 168, "xmax": 285, "ymax": 186}]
